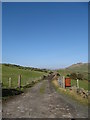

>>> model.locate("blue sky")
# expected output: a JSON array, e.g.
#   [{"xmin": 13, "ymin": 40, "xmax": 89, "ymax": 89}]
[{"xmin": 2, "ymin": 2, "xmax": 88, "ymax": 69}]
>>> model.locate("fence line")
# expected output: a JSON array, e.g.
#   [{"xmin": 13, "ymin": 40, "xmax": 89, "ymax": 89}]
[{"xmin": 2, "ymin": 75, "xmax": 43, "ymax": 89}]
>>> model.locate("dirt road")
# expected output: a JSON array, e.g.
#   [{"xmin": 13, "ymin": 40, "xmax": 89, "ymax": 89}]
[{"xmin": 2, "ymin": 78, "xmax": 88, "ymax": 118}]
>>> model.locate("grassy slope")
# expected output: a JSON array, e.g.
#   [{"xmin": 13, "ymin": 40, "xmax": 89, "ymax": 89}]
[
  {"xmin": 66, "ymin": 63, "xmax": 88, "ymax": 72},
  {"xmin": 57, "ymin": 63, "xmax": 88, "ymax": 80},
  {"xmin": 57, "ymin": 69, "xmax": 71, "ymax": 76},
  {"xmin": 2, "ymin": 64, "xmax": 46, "ymax": 88}
]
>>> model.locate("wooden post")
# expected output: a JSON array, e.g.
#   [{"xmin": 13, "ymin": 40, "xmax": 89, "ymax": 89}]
[
  {"xmin": 76, "ymin": 79, "xmax": 79, "ymax": 88},
  {"xmin": 18, "ymin": 75, "xmax": 21, "ymax": 88},
  {"xmin": 62, "ymin": 76, "xmax": 65, "ymax": 89},
  {"xmin": 9, "ymin": 77, "xmax": 11, "ymax": 88}
]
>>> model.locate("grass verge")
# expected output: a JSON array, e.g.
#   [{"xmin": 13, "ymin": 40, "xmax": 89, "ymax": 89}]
[{"xmin": 52, "ymin": 79, "xmax": 88, "ymax": 106}]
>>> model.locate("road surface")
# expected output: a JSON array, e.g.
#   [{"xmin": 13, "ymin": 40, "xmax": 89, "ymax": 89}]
[{"xmin": 2, "ymin": 77, "xmax": 88, "ymax": 118}]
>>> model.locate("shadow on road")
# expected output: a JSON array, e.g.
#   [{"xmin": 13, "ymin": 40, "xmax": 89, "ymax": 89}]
[{"xmin": 2, "ymin": 88, "xmax": 23, "ymax": 97}]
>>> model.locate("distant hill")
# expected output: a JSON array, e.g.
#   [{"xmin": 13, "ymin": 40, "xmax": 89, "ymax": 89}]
[
  {"xmin": 57, "ymin": 63, "xmax": 88, "ymax": 80},
  {"xmin": 66, "ymin": 63, "xmax": 88, "ymax": 73},
  {"xmin": 2, "ymin": 63, "xmax": 49, "ymax": 73}
]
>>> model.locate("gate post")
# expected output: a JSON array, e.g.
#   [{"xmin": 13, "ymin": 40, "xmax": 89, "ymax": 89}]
[
  {"xmin": 76, "ymin": 79, "xmax": 79, "ymax": 88},
  {"xmin": 62, "ymin": 76, "xmax": 65, "ymax": 89}
]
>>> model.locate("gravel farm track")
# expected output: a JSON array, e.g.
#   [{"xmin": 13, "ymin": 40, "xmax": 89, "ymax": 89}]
[{"xmin": 2, "ymin": 75, "xmax": 88, "ymax": 119}]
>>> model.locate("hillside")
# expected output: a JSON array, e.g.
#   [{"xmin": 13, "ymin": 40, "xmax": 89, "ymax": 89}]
[
  {"xmin": 2, "ymin": 64, "xmax": 48, "ymax": 88},
  {"xmin": 66, "ymin": 63, "xmax": 88, "ymax": 73},
  {"xmin": 57, "ymin": 63, "xmax": 88, "ymax": 80}
]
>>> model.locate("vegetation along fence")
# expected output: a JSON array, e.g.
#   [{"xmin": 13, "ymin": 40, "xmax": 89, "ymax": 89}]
[{"xmin": 2, "ymin": 75, "xmax": 43, "ymax": 89}]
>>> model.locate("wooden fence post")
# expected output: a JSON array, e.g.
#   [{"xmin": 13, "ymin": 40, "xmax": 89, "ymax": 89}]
[
  {"xmin": 76, "ymin": 79, "xmax": 79, "ymax": 88},
  {"xmin": 18, "ymin": 75, "xmax": 21, "ymax": 88},
  {"xmin": 9, "ymin": 77, "xmax": 11, "ymax": 88}
]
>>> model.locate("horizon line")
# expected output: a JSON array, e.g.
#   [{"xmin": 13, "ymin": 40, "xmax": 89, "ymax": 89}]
[{"xmin": 1, "ymin": 62, "xmax": 87, "ymax": 70}]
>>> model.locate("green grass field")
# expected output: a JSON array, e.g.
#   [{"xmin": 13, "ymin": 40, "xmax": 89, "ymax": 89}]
[
  {"xmin": 71, "ymin": 80, "xmax": 89, "ymax": 90},
  {"xmin": 2, "ymin": 64, "xmax": 47, "ymax": 88},
  {"xmin": 57, "ymin": 69, "xmax": 71, "ymax": 76}
]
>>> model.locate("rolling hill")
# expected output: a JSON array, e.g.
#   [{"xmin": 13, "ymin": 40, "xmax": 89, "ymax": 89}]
[
  {"xmin": 57, "ymin": 63, "xmax": 88, "ymax": 80},
  {"xmin": 66, "ymin": 63, "xmax": 88, "ymax": 73},
  {"xmin": 2, "ymin": 63, "xmax": 48, "ymax": 88}
]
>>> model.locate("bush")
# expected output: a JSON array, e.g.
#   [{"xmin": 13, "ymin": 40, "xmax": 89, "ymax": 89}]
[
  {"xmin": 70, "ymin": 73, "xmax": 84, "ymax": 80},
  {"xmin": 67, "ymin": 74, "xmax": 70, "ymax": 77},
  {"xmin": 69, "ymin": 73, "xmax": 77, "ymax": 80},
  {"xmin": 77, "ymin": 73, "xmax": 84, "ymax": 80}
]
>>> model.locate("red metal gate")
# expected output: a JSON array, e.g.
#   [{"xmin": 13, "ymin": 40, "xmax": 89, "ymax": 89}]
[{"xmin": 65, "ymin": 78, "xmax": 71, "ymax": 87}]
